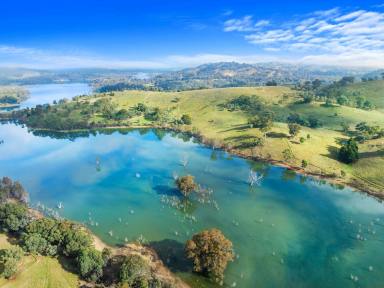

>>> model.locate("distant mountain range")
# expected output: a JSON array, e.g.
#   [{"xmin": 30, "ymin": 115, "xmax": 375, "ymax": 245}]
[{"xmin": 0, "ymin": 62, "xmax": 377, "ymax": 91}]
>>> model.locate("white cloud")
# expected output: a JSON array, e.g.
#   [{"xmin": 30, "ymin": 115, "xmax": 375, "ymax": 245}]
[
  {"xmin": 223, "ymin": 7, "xmax": 384, "ymax": 68},
  {"xmin": 224, "ymin": 15, "xmax": 269, "ymax": 32}
]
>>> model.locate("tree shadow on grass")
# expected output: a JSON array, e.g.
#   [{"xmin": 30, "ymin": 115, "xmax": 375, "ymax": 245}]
[
  {"xmin": 358, "ymin": 149, "xmax": 384, "ymax": 159},
  {"xmin": 219, "ymin": 124, "xmax": 250, "ymax": 133},
  {"xmin": 57, "ymin": 255, "xmax": 78, "ymax": 274},
  {"xmin": 224, "ymin": 134, "xmax": 255, "ymax": 142},
  {"xmin": 321, "ymin": 145, "xmax": 339, "ymax": 160},
  {"xmin": 149, "ymin": 239, "xmax": 192, "ymax": 273},
  {"xmin": 266, "ymin": 132, "xmax": 288, "ymax": 138}
]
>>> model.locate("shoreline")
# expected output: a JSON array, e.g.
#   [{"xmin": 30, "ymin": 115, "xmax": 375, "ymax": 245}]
[{"xmin": 10, "ymin": 123, "xmax": 384, "ymax": 201}]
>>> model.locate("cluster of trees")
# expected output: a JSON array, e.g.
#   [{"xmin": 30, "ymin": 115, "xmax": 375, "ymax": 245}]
[
  {"xmin": 10, "ymin": 94, "xmax": 194, "ymax": 131},
  {"xmin": 295, "ymin": 77, "xmax": 375, "ymax": 110},
  {"xmin": 287, "ymin": 113, "xmax": 322, "ymax": 129},
  {"xmin": 0, "ymin": 179, "xmax": 178, "ymax": 287},
  {"xmin": 354, "ymin": 122, "xmax": 384, "ymax": 143}
]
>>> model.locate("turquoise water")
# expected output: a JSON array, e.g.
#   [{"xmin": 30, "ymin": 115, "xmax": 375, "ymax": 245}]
[{"xmin": 1, "ymin": 124, "xmax": 384, "ymax": 288}]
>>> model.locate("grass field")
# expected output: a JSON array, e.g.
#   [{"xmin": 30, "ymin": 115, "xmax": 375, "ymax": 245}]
[
  {"xmin": 91, "ymin": 86, "xmax": 383, "ymax": 196},
  {"xmin": 345, "ymin": 80, "xmax": 384, "ymax": 110},
  {"xmin": 0, "ymin": 234, "xmax": 79, "ymax": 288}
]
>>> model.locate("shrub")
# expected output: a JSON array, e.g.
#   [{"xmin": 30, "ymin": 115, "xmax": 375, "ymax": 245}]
[
  {"xmin": 338, "ymin": 138, "xmax": 359, "ymax": 164},
  {"xmin": 22, "ymin": 233, "xmax": 57, "ymax": 256},
  {"xmin": 175, "ymin": 175, "xmax": 197, "ymax": 197},
  {"xmin": 0, "ymin": 246, "xmax": 23, "ymax": 279},
  {"xmin": 301, "ymin": 160, "xmax": 308, "ymax": 168},
  {"xmin": 119, "ymin": 254, "xmax": 150, "ymax": 286},
  {"xmin": 77, "ymin": 248, "xmax": 104, "ymax": 282},
  {"xmin": 0, "ymin": 203, "xmax": 29, "ymax": 232},
  {"xmin": 181, "ymin": 114, "xmax": 192, "ymax": 125},
  {"xmin": 185, "ymin": 228, "xmax": 234, "ymax": 284}
]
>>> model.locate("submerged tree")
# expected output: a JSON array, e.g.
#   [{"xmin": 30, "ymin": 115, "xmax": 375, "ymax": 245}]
[
  {"xmin": 185, "ymin": 228, "xmax": 234, "ymax": 284},
  {"xmin": 175, "ymin": 175, "xmax": 197, "ymax": 197}
]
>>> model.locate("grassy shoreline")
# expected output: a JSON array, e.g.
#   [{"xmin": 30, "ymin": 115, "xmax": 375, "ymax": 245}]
[
  {"xmin": 20, "ymin": 123, "xmax": 384, "ymax": 201},
  {"xmin": 4, "ymin": 85, "xmax": 384, "ymax": 199}
]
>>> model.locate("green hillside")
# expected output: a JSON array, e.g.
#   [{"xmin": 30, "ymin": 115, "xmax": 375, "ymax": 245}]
[{"xmin": 10, "ymin": 86, "xmax": 384, "ymax": 197}]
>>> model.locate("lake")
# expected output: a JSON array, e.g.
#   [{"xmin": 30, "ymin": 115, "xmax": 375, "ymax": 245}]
[
  {"xmin": 1, "ymin": 85, "xmax": 384, "ymax": 287},
  {"xmin": 1, "ymin": 83, "xmax": 91, "ymax": 110}
]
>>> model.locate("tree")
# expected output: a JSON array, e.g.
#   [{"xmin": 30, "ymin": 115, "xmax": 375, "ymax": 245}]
[
  {"xmin": 338, "ymin": 138, "xmax": 359, "ymax": 164},
  {"xmin": 119, "ymin": 254, "xmax": 150, "ymax": 287},
  {"xmin": 77, "ymin": 248, "xmax": 104, "ymax": 282},
  {"xmin": 288, "ymin": 123, "xmax": 301, "ymax": 138},
  {"xmin": 301, "ymin": 160, "xmax": 308, "ymax": 168},
  {"xmin": 0, "ymin": 203, "xmax": 29, "ymax": 232},
  {"xmin": 0, "ymin": 246, "xmax": 23, "ymax": 279},
  {"xmin": 175, "ymin": 175, "xmax": 197, "ymax": 197},
  {"xmin": 185, "ymin": 228, "xmax": 234, "ymax": 284},
  {"xmin": 22, "ymin": 233, "xmax": 57, "ymax": 256},
  {"xmin": 248, "ymin": 111, "xmax": 274, "ymax": 137},
  {"xmin": 181, "ymin": 114, "xmax": 192, "ymax": 125}
]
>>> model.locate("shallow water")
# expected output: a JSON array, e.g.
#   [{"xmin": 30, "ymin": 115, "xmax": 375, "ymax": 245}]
[
  {"xmin": 1, "ymin": 123, "xmax": 384, "ymax": 288},
  {"xmin": 3, "ymin": 83, "xmax": 91, "ymax": 110}
]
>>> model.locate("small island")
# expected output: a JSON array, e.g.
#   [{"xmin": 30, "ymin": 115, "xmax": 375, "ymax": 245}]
[{"xmin": 0, "ymin": 86, "xmax": 29, "ymax": 109}]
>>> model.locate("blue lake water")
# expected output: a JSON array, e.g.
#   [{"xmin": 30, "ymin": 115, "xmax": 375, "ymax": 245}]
[{"xmin": 1, "ymin": 85, "xmax": 384, "ymax": 287}]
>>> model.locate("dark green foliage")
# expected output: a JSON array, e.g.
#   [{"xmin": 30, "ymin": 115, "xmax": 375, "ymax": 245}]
[
  {"xmin": 307, "ymin": 116, "xmax": 322, "ymax": 128},
  {"xmin": 119, "ymin": 254, "xmax": 150, "ymax": 286},
  {"xmin": 0, "ymin": 246, "xmax": 23, "ymax": 279},
  {"xmin": 301, "ymin": 160, "xmax": 308, "ymax": 168},
  {"xmin": 336, "ymin": 95, "xmax": 349, "ymax": 105},
  {"xmin": 248, "ymin": 111, "xmax": 274, "ymax": 133},
  {"xmin": 144, "ymin": 107, "xmax": 161, "ymax": 121},
  {"xmin": 24, "ymin": 218, "xmax": 92, "ymax": 257},
  {"xmin": 288, "ymin": 123, "xmax": 301, "ymax": 138},
  {"xmin": 22, "ymin": 233, "xmax": 57, "ymax": 256},
  {"xmin": 114, "ymin": 109, "xmax": 130, "ymax": 120},
  {"xmin": 0, "ymin": 203, "xmax": 29, "ymax": 232},
  {"xmin": 77, "ymin": 248, "xmax": 104, "ymax": 282},
  {"xmin": 338, "ymin": 138, "xmax": 359, "ymax": 164},
  {"xmin": 181, "ymin": 114, "xmax": 192, "ymax": 125},
  {"xmin": 265, "ymin": 80, "xmax": 277, "ymax": 86},
  {"xmin": 222, "ymin": 95, "xmax": 264, "ymax": 113}
]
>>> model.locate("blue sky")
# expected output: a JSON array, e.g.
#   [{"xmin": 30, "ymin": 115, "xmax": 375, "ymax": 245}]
[{"xmin": 1, "ymin": 0, "xmax": 384, "ymax": 69}]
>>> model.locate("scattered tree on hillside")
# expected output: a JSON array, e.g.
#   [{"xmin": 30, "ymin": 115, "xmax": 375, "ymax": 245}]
[
  {"xmin": 185, "ymin": 228, "xmax": 234, "ymax": 284},
  {"xmin": 181, "ymin": 114, "xmax": 192, "ymax": 125},
  {"xmin": 338, "ymin": 138, "xmax": 359, "ymax": 164},
  {"xmin": 288, "ymin": 123, "xmax": 301, "ymax": 138}
]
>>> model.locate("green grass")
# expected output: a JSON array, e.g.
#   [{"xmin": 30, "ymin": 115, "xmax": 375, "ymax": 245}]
[
  {"xmin": 96, "ymin": 86, "xmax": 384, "ymax": 194},
  {"xmin": 0, "ymin": 234, "xmax": 79, "ymax": 288},
  {"xmin": 19, "ymin": 85, "xmax": 384, "ymax": 196},
  {"xmin": 345, "ymin": 80, "xmax": 384, "ymax": 110}
]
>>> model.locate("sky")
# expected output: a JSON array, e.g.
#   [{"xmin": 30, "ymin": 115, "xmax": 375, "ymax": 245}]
[{"xmin": 1, "ymin": 0, "xmax": 384, "ymax": 69}]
